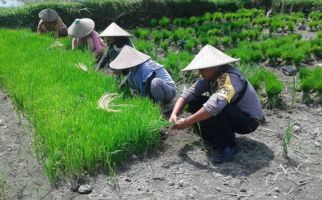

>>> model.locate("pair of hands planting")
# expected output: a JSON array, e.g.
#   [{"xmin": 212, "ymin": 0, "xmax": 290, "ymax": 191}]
[{"xmin": 169, "ymin": 114, "xmax": 191, "ymax": 130}]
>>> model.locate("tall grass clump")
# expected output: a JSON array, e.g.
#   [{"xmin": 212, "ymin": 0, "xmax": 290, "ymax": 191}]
[
  {"xmin": 299, "ymin": 67, "xmax": 322, "ymax": 104},
  {"xmin": 238, "ymin": 65, "xmax": 283, "ymax": 108},
  {"xmin": 160, "ymin": 51, "xmax": 194, "ymax": 83},
  {"xmin": 0, "ymin": 29, "xmax": 164, "ymax": 184}
]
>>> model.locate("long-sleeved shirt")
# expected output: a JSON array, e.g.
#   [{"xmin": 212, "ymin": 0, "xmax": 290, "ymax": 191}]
[
  {"xmin": 127, "ymin": 60, "xmax": 176, "ymax": 96},
  {"xmin": 37, "ymin": 17, "xmax": 67, "ymax": 37},
  {"xmin": 181, "ymin": 66, "xmax": 264, "ymax": 120},
  {"xmin": 72, "ymin": 31, "xmax": 107, "ymax": 57}
]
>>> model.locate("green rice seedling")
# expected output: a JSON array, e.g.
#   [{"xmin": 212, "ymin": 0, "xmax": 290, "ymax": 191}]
[
  {"xmin": 317, "ymin": 31, "xmax": 322, "ymax": 38},
  {"xmin": 160, "ymin": 51, "xmax": 193, "ymax": 82},
  {"xmin": 186, "ymin": 27, "xmax": 195, "ymax": 35},
  {"xmin": 213, "ymin": 12, "xmax": 223, "ymax": 22},
  {"xmin": 290, "ymin": 76, "xmax": 298, "ymax": 108},
  {"xmin": 207, "ymin": 28, "xmax": 220, "ymax": 37},
  {"xmin": 159, "ymin": 17, "xmax": 170, "ymax": 28},
  {"xmin": 238, "ymin": 65, "xmax": 266, "ymax": 91},
  {"xmin": 171, "ymin": 31, "xmax": 180, "ymax": 44},
  {"xmin": 160, "ymin": 40, "xmax": 169, "ymax": 52},
  {"xmin": 291, "ymin": 50, "xmax": 305, "ymax": 66},
  {"xmin": 264, "ymin": 72, "xmax": 284, "ymax": 109},
  {"xmin": 0, "ymin": 29, "xmax": 165, "ymax": 184},
  {"xmin": 224, "ymin": 13, "xmax": 234, "ymax": 21},
  {"xmin": 202, "ymin": 12, "xmax": 213, "ymax": 23},
  {"xmin": 230, "ymin": 32, "xmax": 239, "ymax": 44},
  {"xmin": 310, "ymin": 38, "xmax": 322, "ymax": 58},
  {"xmin": 188, "ymin": 16, "xmax": 198, "ymax": 26},
  {"xmin": 173, "ymin": 28, "xmax": 189, "ymax": 40},
  {"xmin": 314, "ymin": 81, "xmax": 322, "ymax": 104},
  {"xmin": 308, "ymin": 21, "xmax": 320, "ymax": 32},
  {"xmin": 150, "ymin": 18, "xmax": 158, "ymax": 27},
  {"xmin": 282, "ymin": 119, "xmax": 293, "ymax": 159},
  {"xmin": 153, "ymin": 30, "xmax": 163, "ymax": 44},
  {"xmin": 287, "ymin": 22, "xmax": 295, "ymax": 33},
  {"xmin": 133, "ymin": 28, "xmax": 150, "ymax": 39},
  {"xmin": 173, "ymin": 18, "xmax": 184, "ymax": 27},
  {"xmin": 221, "ymin": 36, "xmax": 232, "ymax": 47},
  {"xmin": 161, "ymin": 30, "xmax": 171, "ymax": 40},
  {"xmin": 134, "ymin": 39, "xmax": 154, "ymax": 55},
  {"xmin": 309, "ymin": 11, "xmax": 322, "ymax": 21},
  {"xmin": 184, "ymin": 38, "xmax": 197, "ymax": 52},
  {"xmin": 299, "ymin": 78, "xmax": 313, "ymax": 104},
  {"xmin": 198, "ymin": 33, "xmax": 208, "ymax": 46},
  {"xmin": 208, "ymin": 36, "xmax": 219, "ymax": 46}
]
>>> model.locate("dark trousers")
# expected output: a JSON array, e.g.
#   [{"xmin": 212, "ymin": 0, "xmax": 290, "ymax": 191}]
[{"xmin": 188, "ymin": 96, "xmax": 259, "ymax": 149}]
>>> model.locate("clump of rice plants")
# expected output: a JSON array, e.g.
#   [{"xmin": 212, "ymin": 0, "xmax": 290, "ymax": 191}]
[
  {"xmin": 134, "ymin": 39, "xmax": 154, "ymax": 55},
  {"xmin": 0, "ymin": 29, "xmax": 165, "ymax": 184},
  {"xmin": 264, "ymin": 72, "xmax": 284, "ymax": 109},
  {"xmin": 184, "ymin": 38, "xmax": 197, "ymax": 52},
  {"xmin": 159, "ymin": 17, "xmax": 170, "ymax": 28},
  {"xmin": 299, "ymin": 67, "xmax": 322, "ymax": 104},
  {"xmin": 160, "ymin": 51, "xmax": 193, "ymax": 82},
  {"xmin": 317, "ymin": 31, "xmax": 322, "ymax": 38},
  {"xmin": 160, "ymin": 40, "xmax": 169, "ymax": 52},
  {"xmin": 150, "ymin": 18, "xmax": 158, "ymax": 27},
  {"xmin": 133, "ymin": 28, "xmax": 150, "ymax": 39}
]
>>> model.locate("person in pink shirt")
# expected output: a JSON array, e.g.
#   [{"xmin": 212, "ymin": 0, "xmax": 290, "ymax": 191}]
[{"xmin": 68, "ymin": 18, "xmax": 106, "ymax": 62}]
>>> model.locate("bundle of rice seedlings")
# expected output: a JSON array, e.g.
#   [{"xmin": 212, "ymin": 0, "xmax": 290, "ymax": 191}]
[
  {"xmin": 98, "ymin": 92, "xmax": 133, "ymax": 112},
  {"xmin": 75, "ymin": 62, "xmax": 88, "ymax": 72}
]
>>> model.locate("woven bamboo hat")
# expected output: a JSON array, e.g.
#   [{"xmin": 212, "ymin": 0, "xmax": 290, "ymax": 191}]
[
  {"xmin": 182, "ymin": 44, "xmax": 239, "ymax": 71},
  {"xmin": 110, "ymin": 45, "xmax": 150, "ymax": 70},
  {"xmin": 38, "ymin": 9, "xmax": 59, "ymax": 22},
  {"xmin": 68, "ymin": 18, "xmax": 95, "ymax": 39},
  {"xmin": 100, "ymin": 22, "xmax": 132, "ymax": 37}
]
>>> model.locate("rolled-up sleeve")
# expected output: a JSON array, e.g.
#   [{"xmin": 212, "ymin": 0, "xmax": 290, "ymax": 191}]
[
  {"xmin": 181, "ymin": 78, "xmax": 207, "ymax": 102},
  {"xmin": 203, "ymin": 73, "xmax": 245, "ymax": 116}
]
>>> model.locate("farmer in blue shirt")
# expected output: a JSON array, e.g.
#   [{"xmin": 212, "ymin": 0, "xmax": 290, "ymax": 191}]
[{"xmin": 110, "ymin": 45, "xmax": 176, "ymax": 104}]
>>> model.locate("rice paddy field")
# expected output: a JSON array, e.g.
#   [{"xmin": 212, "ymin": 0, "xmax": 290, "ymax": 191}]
[
  {"xmin": 0, "ymin": 1, "xmax": 322, "ymax": 200},
  {"xmin": 0, "ymin": 29, "xmax": 165, "ymax": 184}
]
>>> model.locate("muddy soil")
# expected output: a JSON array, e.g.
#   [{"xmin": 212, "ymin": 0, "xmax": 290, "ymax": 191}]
[
  {"xmin": 1, "ymin": 65, "xmax": 322, "ymax": 199},
  {"xmin": 0, "ymin": 90, "xmax": 55, "ymax": 200}
]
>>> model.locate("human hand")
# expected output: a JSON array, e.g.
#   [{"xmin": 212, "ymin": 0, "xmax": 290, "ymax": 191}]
[
  {"xmin": 169, "ymin": 114, "xmax": 178, "ymax": 123},
  {"xmin": 172, "ymin": 118, "xmax": 190, "ymax": 130}
]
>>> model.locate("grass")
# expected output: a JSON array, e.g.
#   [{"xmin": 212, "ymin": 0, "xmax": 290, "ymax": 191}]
[
  {"xmin": 283, "ymin": 120, "xmax": 294, "ymax": 159},
  {"xmin": 0, "ymin": 29, "xmax": 165, "ymax": 184},
  {"xmin": 299, "ymin": 67, "xmax": 322, "ymax": 104}
]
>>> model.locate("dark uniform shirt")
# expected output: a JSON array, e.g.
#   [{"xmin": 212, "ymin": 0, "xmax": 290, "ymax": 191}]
[{"xmin": 181, "ymin": 66, "xmax": 264, "ymax": 120}]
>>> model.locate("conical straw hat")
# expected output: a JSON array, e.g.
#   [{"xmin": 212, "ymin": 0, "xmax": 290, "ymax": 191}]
[
  {"xmin": 38, "ymin": 9, "xmax": 59, "ymax": 22},
  {"xmin": 110, "ymin": 45, "xmax": 150, "ymax": 70},
  {"xmin": 68, "ymin": 18, "xmax": 95, "ymax": 39},
  {"xmin": 100, "ymin": 22, "xmax": 132, "ymax": 37},
  {"xmin": 182, "ymin": 44, "xmax": 239, "ymax": 71}
]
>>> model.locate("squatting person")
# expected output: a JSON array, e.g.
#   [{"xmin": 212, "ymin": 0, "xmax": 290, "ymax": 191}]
[
  {"xmin": 170, "ymin": 44, "xmax": 264, "ymax": 163},
  {"xmin": 96, "ymin": 22, "xmax": 134, "ymax": 71},
  {"xmin": 37, "ymin": 8, "xmax": 68, "ymax": 37},
  {"xmin": 109, "ymin": 45, "xmax": 176, "ymax": 105},
  {"xmin": 68, "ymin": 18, "xmax": 107, "ymax": 62}
]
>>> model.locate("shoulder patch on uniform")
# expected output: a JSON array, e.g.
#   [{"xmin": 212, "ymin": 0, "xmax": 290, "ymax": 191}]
[{"xmin": 216, "ymin": 73, "xmax": 235, "ymax": 103}]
